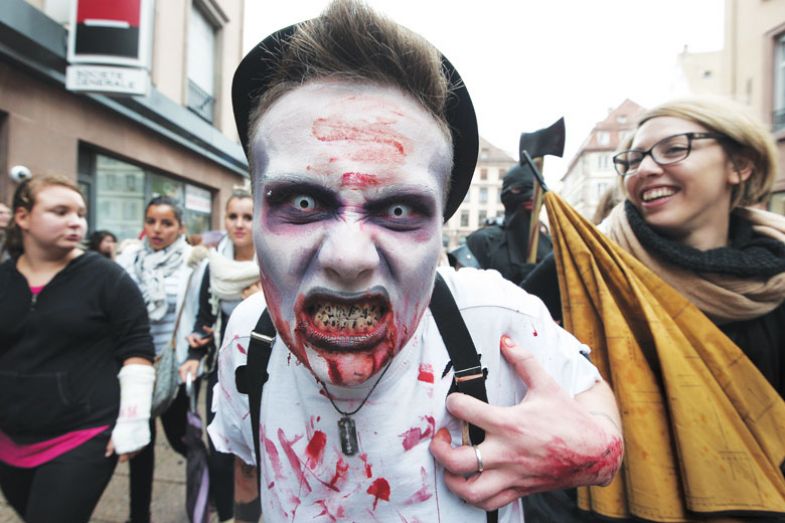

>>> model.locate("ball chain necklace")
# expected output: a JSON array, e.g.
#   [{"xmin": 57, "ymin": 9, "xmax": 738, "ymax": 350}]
[{"xmin": 318, "ymin": 359, "xmax": 394, "ymax": 456}]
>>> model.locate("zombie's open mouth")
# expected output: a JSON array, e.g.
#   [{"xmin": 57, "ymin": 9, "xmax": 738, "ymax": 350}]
[{"xmin": 297, "ymin": 290, "xmax": 391, "ymax": 352}]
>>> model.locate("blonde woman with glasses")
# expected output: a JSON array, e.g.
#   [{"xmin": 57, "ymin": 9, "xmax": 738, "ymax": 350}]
[{"xmin": 522, "ymin": 96, "xmax": 785, "ymax": 522}]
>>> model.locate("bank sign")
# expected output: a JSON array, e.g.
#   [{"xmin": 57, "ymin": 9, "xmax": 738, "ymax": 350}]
[{"xmin": 66, "ymin": 0, "xmax": 154, "ymax": 96}]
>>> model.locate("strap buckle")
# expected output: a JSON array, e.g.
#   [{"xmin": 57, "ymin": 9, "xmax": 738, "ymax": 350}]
[
  {"xmin": 250, "ymin": 331, "xmax": 274, "ymax": 345},
  {"xmin": 454, "ymin": 365, "xmax": 484, "ymax": 384}
]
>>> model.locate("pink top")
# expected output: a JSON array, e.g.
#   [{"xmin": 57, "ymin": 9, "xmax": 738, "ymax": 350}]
[
  {"xmin": 0, "ymin": 426, "xmax": 110, "ymax": 468},
  {"xmin": 29, "ymin": 285, "xmax": 45, "ymax": 295}
]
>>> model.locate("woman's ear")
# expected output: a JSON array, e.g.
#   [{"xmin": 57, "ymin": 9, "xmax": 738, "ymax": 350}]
[
  {"xmin": 14, "ymin": 207, "xmax": 30, "ymax": 232},
  {"xmin": 728, "ymin": 154, "xmax": 753, "ymax": 185}
]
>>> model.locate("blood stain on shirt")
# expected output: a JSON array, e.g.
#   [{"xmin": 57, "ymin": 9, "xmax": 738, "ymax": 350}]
[
  {"xmin": 404, "ymin": 466, "xmax": 432, "ymax": 504},
  {"xmin": 359, "ymin": 453, "xmax": 373, "ymax": 478},
  {"xmin": 263, "ymin": 434, "xmax": 285, "ymax": 480},
  {"xmin": 314, "ymin": 499, "xmax": 345, "ymax": 522},
  {"xmin": 417, "ymin": 363, "xmax": 434, "ymax": 384},
  {"xmin": 277, "ymin": 428, "xmax": 311, "ymax": 493},
  {"xmin": 399, "ymin": 415, "xmax": 436, "ymax": 451},
  {"xmin": 305, "ymin": 430, "xmax": 327, "ymax": 469},
  {"xmin": 236, "ymin": 341, "xmax": 247, "ymax": 354},
  {"xmin": 326, "ymin": 457, "xmax": 349, "ymax": 491},
  {"xmin": 367, "ymin": 477, "xmax": 391, "ymax": 510}
]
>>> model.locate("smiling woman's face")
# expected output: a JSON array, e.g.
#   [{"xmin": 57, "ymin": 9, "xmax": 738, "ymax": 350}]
[{"xmin": 250, "ymin": 80, "xmax": 452, "ymax": 387}]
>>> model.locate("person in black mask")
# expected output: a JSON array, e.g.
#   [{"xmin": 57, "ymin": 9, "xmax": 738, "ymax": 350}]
[{"xmin": 464, "ymin": 163, "xmax": 552, "ymax": 284}]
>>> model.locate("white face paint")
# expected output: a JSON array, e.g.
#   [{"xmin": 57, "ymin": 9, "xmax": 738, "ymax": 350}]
[{"xmin": 250, "ymin": 80, "xmax": 452, "ymax": 387}]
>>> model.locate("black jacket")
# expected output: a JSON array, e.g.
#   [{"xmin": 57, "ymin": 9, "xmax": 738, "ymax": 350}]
[{"xmin": 0, "ymin": 252, "xmax": 154, "ymax": 442}]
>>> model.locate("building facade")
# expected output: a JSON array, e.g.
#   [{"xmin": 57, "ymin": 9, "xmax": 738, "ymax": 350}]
[
  {"xmin": 560, "ymin": 99, "xmax": 644, "ymax": 220},
  {"xmin": 721, "ymin": 0, "xmax": 785, "ymax": 212},
  {"xmin": 443, "ymin": 137, "xmax": 515, "ymax": 249},
  {"xmin": 0, "ymin": 0, "xmax": 247, "ymax": 239}
]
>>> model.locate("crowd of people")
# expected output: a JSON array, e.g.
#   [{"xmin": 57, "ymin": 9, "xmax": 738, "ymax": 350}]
[{"xmin": 1, "ymin": 0, "xmax": 784, "ymax": 522}]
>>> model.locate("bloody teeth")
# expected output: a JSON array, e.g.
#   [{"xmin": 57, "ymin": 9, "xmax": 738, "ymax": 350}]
[{"xmin": 312, "ymin": 302, "xmax": 383, "ymax": 332}]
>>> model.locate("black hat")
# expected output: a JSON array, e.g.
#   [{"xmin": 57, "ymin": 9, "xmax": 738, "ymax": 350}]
[{"xmin": 232, "ymin": 22, "xmax": 478, "ymax": 221}]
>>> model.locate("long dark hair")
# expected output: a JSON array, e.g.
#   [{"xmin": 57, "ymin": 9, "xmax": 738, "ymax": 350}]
[
  {"xmin": 88, "ymin": 230, "xmax": 117, "ymax": 256},
  {"xmin": 6, "ymin": 176, "xmax": 85, "ymax": 259}
]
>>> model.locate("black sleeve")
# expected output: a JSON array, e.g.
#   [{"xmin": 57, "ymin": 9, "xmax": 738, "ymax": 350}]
[
  {"xmin": 521, "ymin": 252, "xmax": 563, "ymax": 323},
  {"xmin": 192, "ymin": 266, "xmax": 216, "ymax": 334},
  {"xmin": 105, "ymin": 265, "xmax": 155, "ymax": 362},
  {"xmin": 188, "ymin": 265, "xmax": 216, "ymax": 361}
]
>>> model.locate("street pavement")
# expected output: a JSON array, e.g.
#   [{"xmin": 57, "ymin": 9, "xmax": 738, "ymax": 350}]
[{"xmin": 0, "ymin": 400, "xmax": 217, "ymax": 523}]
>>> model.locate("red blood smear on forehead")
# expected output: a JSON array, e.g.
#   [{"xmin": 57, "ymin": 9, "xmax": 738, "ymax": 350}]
[
  {"xmin": 312, "ymin": 117, "xmax": 407, "ymax": 163},
  {"xmin": 341, "ymin": 172, "xmax": 383, "ymax": 189}
]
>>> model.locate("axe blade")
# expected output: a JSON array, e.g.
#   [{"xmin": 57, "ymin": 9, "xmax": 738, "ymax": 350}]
[{"xmin": 519, "ymin": 117, "xmax": 566, "ymax": 160}]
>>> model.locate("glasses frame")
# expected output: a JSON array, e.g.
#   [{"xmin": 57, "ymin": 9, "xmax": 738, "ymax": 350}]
[{"xmin": 612, "ymin": 132, "xmax": 725, "ymax": 177}]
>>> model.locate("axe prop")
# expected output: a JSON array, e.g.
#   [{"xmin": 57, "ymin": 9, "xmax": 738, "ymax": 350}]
[{"xmin": 519, "ymin": 117, "xmax": 565, "ymax": 263}]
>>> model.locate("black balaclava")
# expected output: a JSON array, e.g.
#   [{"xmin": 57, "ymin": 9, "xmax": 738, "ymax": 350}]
[{"xmin": 500, "ymin": 163, "xmax": 538, "ymax": 274}]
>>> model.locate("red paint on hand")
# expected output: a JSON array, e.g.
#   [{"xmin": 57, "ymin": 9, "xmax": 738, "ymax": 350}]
[
  {"xmin": 366, "ymin": 477, "xmax": 391, "ymax": 510},
  {"xmin": 305, "ymin": 430, "xmax": 327, "ymax": 469},
  {"xmin": 417, "ymin": 363, "xmax": 434, "ymax": 383}
]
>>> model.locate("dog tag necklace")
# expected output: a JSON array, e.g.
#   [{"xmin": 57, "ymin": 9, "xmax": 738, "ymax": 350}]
[{"xmin": 319, "ymin": 360, "xmax": 393, "ymax": 456}]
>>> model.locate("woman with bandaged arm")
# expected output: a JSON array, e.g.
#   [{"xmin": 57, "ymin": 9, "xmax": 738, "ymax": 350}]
[{"xmin": 0, "ymin": 176, "xmax": 155, "ymax": 523}]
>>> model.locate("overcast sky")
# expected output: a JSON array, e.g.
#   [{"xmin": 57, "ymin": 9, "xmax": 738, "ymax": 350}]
[{"xmin": 242, "ymin": 1, "xmax": 724, "ymax": 185}]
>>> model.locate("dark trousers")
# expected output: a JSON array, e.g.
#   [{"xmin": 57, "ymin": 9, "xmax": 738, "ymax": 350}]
[
  {"xmin": 128, "ymin": 384, "xmax": 193, "ymax": 523},
  {"xmin": 206, "ymin": 364, "xmax": 235, "ymax": 521},
  {"xmin": 0, "ymin": 432, "xmax": 117, "ymax": 523}
]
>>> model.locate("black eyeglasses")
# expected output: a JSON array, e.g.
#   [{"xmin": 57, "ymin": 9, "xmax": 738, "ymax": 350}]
[{"xmin": 612, "ymin": 132, "xmax": 725, "ymax": 177}]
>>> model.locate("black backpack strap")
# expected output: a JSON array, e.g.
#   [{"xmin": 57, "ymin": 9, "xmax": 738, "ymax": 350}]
[
  {"xmin": 234, "ymin": 309, "xmax": 275, "ymax": 488},
  {"xmin": 430, "ymin": 272, "xmax": 489, "ymax": 445},
  {"xmin": 429, "ymin": 272, "xmax": 497, "ymax": 523}
]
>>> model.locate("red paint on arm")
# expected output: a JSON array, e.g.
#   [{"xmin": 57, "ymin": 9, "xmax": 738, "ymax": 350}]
[
  {"xmin": 366, "ymin": 477, "xmax": 391, "ymax": 510},
  {"xmin": 417, "ymin": 363, "xmax": 434, "ymax": 383},
  {"xmin": 542, "ymin": 435, "xmax": 624, "ymax": 487},
  {"xmin": 305, "ymin": 430, "xmax": 327, "ymax": 469}
]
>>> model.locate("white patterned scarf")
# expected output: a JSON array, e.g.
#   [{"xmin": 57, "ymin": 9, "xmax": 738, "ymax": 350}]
[{"xmin": 133, "ymin": 235, "xmax": 188, "ymax": 321}]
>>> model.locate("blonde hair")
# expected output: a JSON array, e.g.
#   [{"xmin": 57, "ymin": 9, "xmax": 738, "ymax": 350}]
[
  {"xmin": 626, "ymin": 97, "xmax": 778, "ymax": 209},
  {"xmin": 6, "ymin": 175, "xmax": 84, "ymax": 258}
]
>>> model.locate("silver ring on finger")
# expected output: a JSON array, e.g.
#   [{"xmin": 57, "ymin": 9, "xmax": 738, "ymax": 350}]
[{"xmin": 472, "ymin": 444, "xmax": 484, "ymax": 473}]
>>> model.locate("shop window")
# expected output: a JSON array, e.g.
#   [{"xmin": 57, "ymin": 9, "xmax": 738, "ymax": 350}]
[
  {"xmin": 774, "ymin": 33, "xmax": 785, "ymax": 132},
  {"xmin": 460, "ymin": 210, "xmax": 469, "ymax": 227}
]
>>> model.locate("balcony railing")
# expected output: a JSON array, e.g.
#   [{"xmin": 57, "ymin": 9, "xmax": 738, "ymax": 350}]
[{"xmin": 187, "ymin": 79, "xmax": 214, "ymax": 123}]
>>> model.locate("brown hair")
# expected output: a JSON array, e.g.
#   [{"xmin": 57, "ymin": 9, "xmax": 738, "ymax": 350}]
[
  {"xmin": 625, "ymin": 97, "xmax": 778, "ymax": 209},
  {"xmin": 247, "ymin": 0, "xmax": 450, "ymax": 154},
  {"xmin": 6, "ymin": 175, "xmax": 85, "ymax": 258}
]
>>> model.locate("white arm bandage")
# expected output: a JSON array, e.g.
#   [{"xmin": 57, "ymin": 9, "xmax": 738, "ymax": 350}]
[{"xmin": 111, "ymin": 364, "xmax": 155, "ymax": 454}]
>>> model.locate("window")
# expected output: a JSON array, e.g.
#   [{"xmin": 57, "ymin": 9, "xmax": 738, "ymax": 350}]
[
  {"xmin": 187, "ymin": 4, "xmax": 217, "ymax": 122},
  {"xmin": 479, "ymin": 187, "xmax": 488, "ymax": 204},
  {"xmin": 774, "ymin": 34, "xmax": 785, "ymax": 131},
  {"xmin": 478, "ymin": 210, "xmax": 487, "ymax": 225},
  {"xmin": 597, "ymin": 131, "xmax": 610, "ymax": 145},
  {"xmin": 479, "ymin": 168, "xmax": 488, "ymax": 180},
  {"xmin": 597, "ymin": 155, "xmax": 609, "ymax": 169},
  {"xmin": 81, "ymin": 148, "xmax": 212, "ymax": 240},
  {"xmin": 499, "ymin": 168, "xmax": 506, "ymax": 179},
  {"xmin": 460, "ymin": 210, "xmax": 469, "ymax": 227}
]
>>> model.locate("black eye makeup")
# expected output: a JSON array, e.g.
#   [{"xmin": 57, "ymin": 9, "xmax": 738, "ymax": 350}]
[
  {"xmin": 365, "ymin": 193, "xmax": 435, "ymax": 231},
  {"xmin": 263, "ymin": 181, "xmax": 340, "ymax": 223}
]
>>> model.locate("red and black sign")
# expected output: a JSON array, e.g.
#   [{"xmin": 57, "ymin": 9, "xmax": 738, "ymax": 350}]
[{"xmin": 74, "ymin": 0, "xmax": 141, "ymax": 59}]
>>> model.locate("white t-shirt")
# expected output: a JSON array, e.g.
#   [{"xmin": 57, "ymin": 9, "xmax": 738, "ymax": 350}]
[{"xmin": 208, "ymin": 267, "xmax": 601, "ymax": 522}]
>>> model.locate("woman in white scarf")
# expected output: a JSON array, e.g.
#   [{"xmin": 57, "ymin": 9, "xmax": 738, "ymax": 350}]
[
  {"xmin": 117, "ymin": 195, "xmax": 205, "ymax": 523},
  {"xmin": 180, "ymin": 189, "xmax": 259, "ymax": 523}
]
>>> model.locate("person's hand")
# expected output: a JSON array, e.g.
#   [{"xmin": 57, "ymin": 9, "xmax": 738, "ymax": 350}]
[
  {"xmin": 104, "ymin": 439, "xmax": 142, "ymax": 463},
  {"xmin": 241, "ymin": 281, "xmax": 262, "ymax": 300},
  {"xmin": 179, "ymin": 359, "xmax": 201, "ymax": 383},
  {"xmin": 429, "ymin": 335, "xmax": 623, "ymax": 510},
  {"xmin": 186, "ymin": 326, "xmax": 214, "ymax": 349}
]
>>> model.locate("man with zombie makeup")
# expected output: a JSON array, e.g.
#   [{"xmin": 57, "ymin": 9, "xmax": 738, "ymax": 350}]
[
  {"xmin": 465, "ymin": 163, "xmax": 553, "ymax": 285},
  {"xmin": 208, "ymin": 1, "xmax": 622, "ymax": 521}
]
